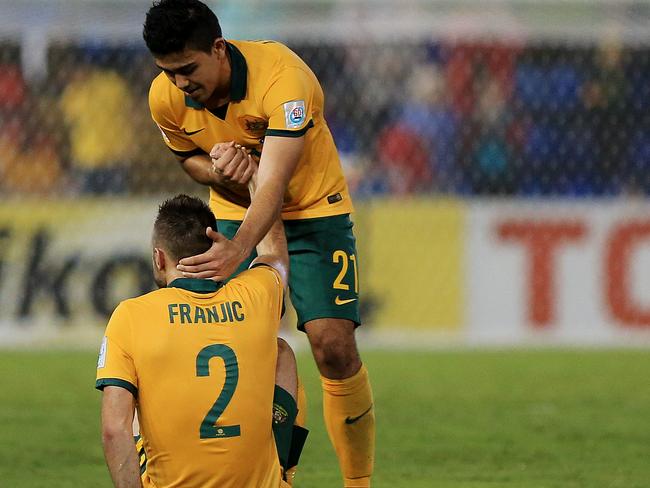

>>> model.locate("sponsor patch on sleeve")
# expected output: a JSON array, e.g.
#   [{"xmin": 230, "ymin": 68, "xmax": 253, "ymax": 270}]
[
  {"xmin": 283, "ymin": 100, "xmax": 306, "ymax": 129},
  {"xmin": 97, "ymin": 336, "xmax": 107, "ymax": 369}
]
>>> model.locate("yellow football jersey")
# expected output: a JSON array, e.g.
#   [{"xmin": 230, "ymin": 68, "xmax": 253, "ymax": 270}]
[
  {"xmin": 96, "ymin": 268, "xmax": 284, "ymax": 488},
  {"xmin": 149, "ymin": 39, "xmax": 354, "ymax": 220}
]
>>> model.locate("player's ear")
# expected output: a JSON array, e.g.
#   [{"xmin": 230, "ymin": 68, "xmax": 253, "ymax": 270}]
[
  {"xmin": 213, "ymin": 38, "xmax": 226, "ymax": 57},
  {"xmin": 153, "ymin": 247, "xmax": 166, "ymax": 272}
]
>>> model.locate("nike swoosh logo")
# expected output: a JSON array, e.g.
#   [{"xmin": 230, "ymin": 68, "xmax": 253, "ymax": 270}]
[
  {"xmin": 345, "ymin": 404, "xmax": 373, "ymax": 425},
  {"xmin": 183, "ymin": 128, "xmax": 205, "ymax": 136},
  {"xmin": 335, "ymin": 296, "xmax": 357, "ymax": 306}
]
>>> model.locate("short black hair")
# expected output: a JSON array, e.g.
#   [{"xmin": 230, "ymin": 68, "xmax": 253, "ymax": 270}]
[
  {"xmin": 153, "ymin": 194, "xmax": 215, "ymax": 260},
  {"xmin": 143, "ymin": 0, "xmax": 222, "ymax": 56}
]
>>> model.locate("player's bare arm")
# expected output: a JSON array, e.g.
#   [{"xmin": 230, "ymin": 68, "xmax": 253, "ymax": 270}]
[
  {"xmin": 236, "ymin": 135, "xmax": 304, "ymax": 251},
  {"xmin": 101, "ymin": 386, "xmax": 142, "ymax": 488},
  {"xmin": 248, "ymin": 171, "xmax": 290, "ymax": 287},
  {"xmin": 250, "ymin": 219, "xmax": 289, "ymax": 288},
  {"xmin": 178, "ymin": 135, "xmax": 304, "ymax": 280},
  {"xmin": 176, "ymin": 153, "xmax": 216, "ymax": 185}
]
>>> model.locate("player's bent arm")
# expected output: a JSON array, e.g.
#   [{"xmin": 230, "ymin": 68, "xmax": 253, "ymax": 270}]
[
  {"xmin": 177, "ymin": 152, "xmax": 252, "ymax": 207},
  {"xmin": 101, "ymin": 386, "xmax": 142, "ymax": 488},
  {"xmin": 177, "ymin": 153, "xmax": 217, "ymax": 186},
  {"xmin": 233, "ymin": 135, "xmax": 305, "ymax": 258}
]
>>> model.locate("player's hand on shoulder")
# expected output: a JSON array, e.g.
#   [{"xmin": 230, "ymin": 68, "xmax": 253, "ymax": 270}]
[
  {"xmin": 177, "ymin": 227, "xmax": 248, "ymax": 281},
  {"xmin": 210, "ymin": 141, "xmax": 257, "ymax": 187}
]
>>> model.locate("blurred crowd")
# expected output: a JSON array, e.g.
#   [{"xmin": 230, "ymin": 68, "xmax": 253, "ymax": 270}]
[
  {"xmin": 305, "ymin": 39, "xmax": 650, "ymax": 198},
  {"xmin": 1, "ymin": 38, "xmax": 649, "ymax": 198},
  {"xmin": 0, "ymin": 43, "xmax": 184, "ymax": 197}
]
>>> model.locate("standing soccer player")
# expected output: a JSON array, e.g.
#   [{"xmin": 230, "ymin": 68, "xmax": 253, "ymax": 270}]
[{"xmin": 143, "ymin": 1, "xmax": 375, "ymax": 486}]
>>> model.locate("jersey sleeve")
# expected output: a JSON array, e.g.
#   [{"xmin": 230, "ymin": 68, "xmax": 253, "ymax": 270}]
[
  {"xmin": 263, "ymin": 67, "xmax": 315, "ymax": 138},
  {"xmin": 95, "ymin": 302, "xmax": 138, "ymax": 397},
  {"xmin": 148, "ymin": 77, "xmax": 201, "ymax": 156}
]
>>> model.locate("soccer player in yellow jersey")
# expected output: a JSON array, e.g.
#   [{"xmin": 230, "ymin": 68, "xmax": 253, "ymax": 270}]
[
  {"xmin": 144, "ymin": 2, "xmax": 375, "ymax": 486},
  {"xmin": 97, "ymin": 194, "xmax": 305, "ymax": 488},
  {"xmin": 143, "ymin": 0, "xmax": 375, "ymax": 487}
]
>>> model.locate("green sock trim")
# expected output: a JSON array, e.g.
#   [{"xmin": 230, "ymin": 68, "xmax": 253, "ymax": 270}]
[{"xmin": 272, "ymin": 385, "xmax": 298, "ymax": 470}]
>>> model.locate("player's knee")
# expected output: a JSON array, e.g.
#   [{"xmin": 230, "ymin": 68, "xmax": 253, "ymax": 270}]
[
  {"xmin": 277, "ymin": 338, "xmax": 296, "ymax": 367},
  {"xmin": 306, "ymin": 318, "xmax": 362, "ymax": 378},
  {"xmin": 311, "ymin": 336, "xmax": 360, "ymax": 379},
  {"xmin": 276, "ymin": 338, "xmax": 298, "ymax": 397}
]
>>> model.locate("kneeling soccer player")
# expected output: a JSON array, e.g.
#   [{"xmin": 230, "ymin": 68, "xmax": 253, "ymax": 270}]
[{"xmin": 97, "ymin": 194, "xmax": 306, "ymax": 487}]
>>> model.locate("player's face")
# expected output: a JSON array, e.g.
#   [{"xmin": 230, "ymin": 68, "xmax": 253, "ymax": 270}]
[{"xmin": 154, "ymin": 39, "xmax": 229, "ymax": 104}]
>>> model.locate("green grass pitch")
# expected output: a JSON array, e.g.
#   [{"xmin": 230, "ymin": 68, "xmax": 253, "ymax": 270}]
[{"xmin": 1, "ymin": 349, "xmax": 648, "ymax": 487}]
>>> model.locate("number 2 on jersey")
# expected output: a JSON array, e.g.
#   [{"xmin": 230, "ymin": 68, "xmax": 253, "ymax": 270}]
[{"xmin": 196, "ymin": 344, "xmax": 241, "ymax": 439}]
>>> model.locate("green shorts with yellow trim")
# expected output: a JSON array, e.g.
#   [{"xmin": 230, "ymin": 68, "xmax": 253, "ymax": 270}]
[{"xmin": 217, "ymin": 214, "xmax": 361, "ymax": 330}]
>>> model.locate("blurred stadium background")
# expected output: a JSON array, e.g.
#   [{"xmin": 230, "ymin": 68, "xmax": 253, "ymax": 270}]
[
  {"xmin": 3, "ymin": 0, "xmax": 650, "ymax": 348},
  {"xmin": 4, "ymin": 1, "xmax": 650, "ymax": 486}
]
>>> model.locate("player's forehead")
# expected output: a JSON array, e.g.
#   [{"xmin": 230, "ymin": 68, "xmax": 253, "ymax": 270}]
[{"xmin": 154, "ymin": 48, "xmax": 207, "ymax": 70}]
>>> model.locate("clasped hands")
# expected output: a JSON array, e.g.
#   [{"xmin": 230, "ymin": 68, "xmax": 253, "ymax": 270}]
[{"xmin": 210, "ymin": 141, "xmax": 257, "ymax": 187}]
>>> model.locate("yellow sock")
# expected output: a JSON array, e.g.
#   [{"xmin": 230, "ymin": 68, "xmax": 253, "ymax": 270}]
[{"xmin": 321, "ymin": 365, "xmax": 375, "ymax": 488}]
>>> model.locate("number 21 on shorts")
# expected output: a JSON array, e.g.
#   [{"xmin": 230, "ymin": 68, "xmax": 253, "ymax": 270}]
[{"xmin": 332, "ymin": 250, "xmax": 359, "ymax": 293}]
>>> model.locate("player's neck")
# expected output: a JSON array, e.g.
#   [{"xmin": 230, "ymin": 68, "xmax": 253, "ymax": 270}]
[
  {"xmin": 205, "ymin": 91, "xmax": 230, "ymax": 110},
  {"xmin": 205, "ymin": 51, "xmax": 232, "ymax": 109},
  {"xmin": 165, "ymin": 267, "xmax": 185, "ymax": 286}
]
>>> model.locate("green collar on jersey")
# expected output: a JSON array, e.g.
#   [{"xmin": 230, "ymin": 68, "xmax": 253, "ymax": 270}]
[
  {"xmin": 184, "ymin": 41, "xmax": 248, "ymax": 109},
  {"xmin": 168, "ymin": 278, "xmax": 223, "ymax": 294}
]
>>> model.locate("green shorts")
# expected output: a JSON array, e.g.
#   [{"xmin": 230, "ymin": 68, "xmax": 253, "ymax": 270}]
[{"xmin": 217, "ymin": 214, "xmax": 361, "ymax": 330}]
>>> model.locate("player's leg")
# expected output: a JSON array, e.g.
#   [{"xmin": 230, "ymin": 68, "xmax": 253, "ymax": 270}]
[
  {"xmin": 274, "ymin": 337, "xmax": 298, "ymax": 476},
  {"xmin": 305, "ymin": 318, "xmax": 361, "ymax": 378},
  {"xmin": 288, "ymin": 377, "xmax": 308, "ymax": 477},
  {"xmin": 286, "ymin": 215, "xmax": 375, "ymax": 488},
  {"xmin": 305, "ymin": 319, "xmax": 375, "ymax": 488},
  {"xmin": 275, "ymin": 338, "xmax": 298, "ymax": 397},
  {"xmin": 273, "ymin": 338, "xmax": 308, "ymax": 485}
]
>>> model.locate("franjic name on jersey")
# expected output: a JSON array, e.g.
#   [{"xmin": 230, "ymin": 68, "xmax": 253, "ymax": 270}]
[{"xmin": 168, "ymin": 301, "xmax": 245, "ymax": 325}]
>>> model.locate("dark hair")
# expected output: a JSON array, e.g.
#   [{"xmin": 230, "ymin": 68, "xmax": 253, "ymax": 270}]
[
  {"xmin": 143, "ymin": 0, "xmax": 222, "ymax": 56},
  {"xmin": 153, "ymin": 194, "xmax": 215, "ymax": 260}
]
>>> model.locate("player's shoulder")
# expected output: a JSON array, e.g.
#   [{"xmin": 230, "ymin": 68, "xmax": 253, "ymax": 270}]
[
  {"xmin": 149, "ymin": 72, "xmax": 183, "ymax": 111},
  {"xmin": 230, "ymin": 264, "xmax": 283, "ymax": 292},
  {"xmin": 149, "ymin": 72, "xmax": 169, "ymax": 99},
  {"xmin": 112, "ymin": 288, "xmax": 175, "ymax": 316},
  {"xmin": 231, "ymin": 39, "xmax": 306, "ymax": 70}
]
